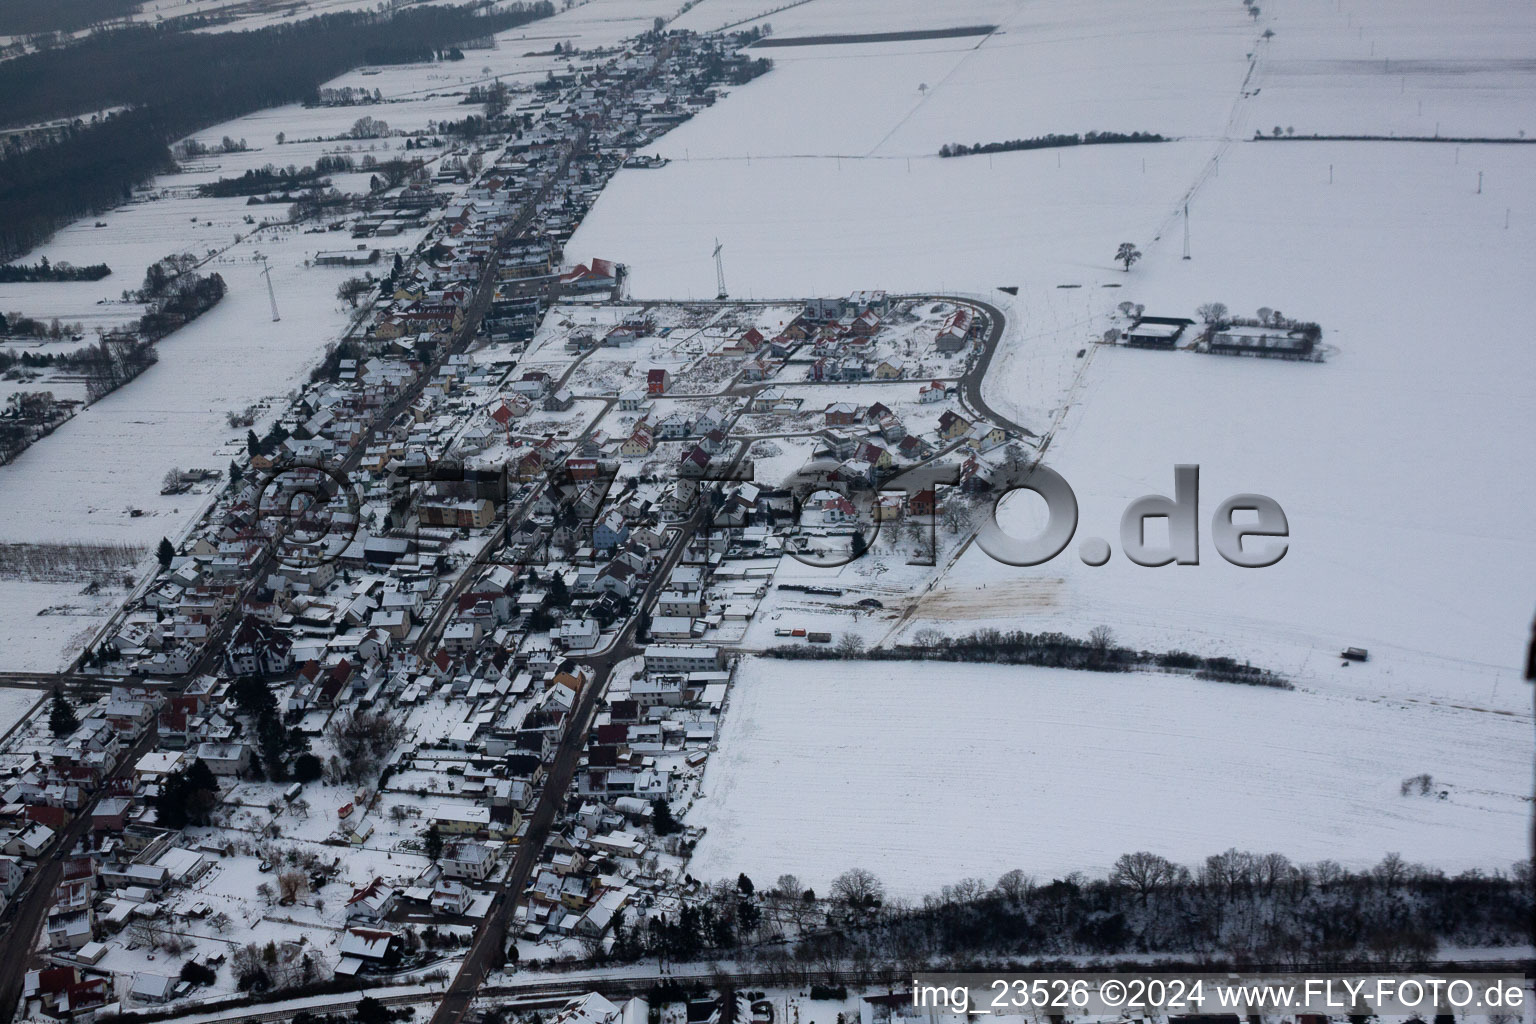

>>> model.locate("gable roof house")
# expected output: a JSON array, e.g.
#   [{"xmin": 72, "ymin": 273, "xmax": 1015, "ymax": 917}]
[
  {"xmin": 938, "ymin": 409, "xmax": 972, "ymax": 439},
  {"xmin": 224, "ymin": 615, "xmax": 293, "ymax": 677}
]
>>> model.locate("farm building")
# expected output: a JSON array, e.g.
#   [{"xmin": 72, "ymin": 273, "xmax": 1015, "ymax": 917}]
[
  {"xmin": 1205, "ymin": 325, "xmax": 1318, "ymax": 360},
  {"xmin": 1124, "ymin": 316, "xmax": 1194, "ymax": 349},
  {"xmin": 314, "ymin": 248, "xmax": 381, "ymax": 267}
]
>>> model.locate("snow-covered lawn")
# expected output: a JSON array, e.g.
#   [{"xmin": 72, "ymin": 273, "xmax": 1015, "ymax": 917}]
[
  {"xmin": 0, "ymin": 686, "xmax": 43, "ymax": 739},
  {"xmin": 0, "ymin": 579, "xmax": 136, "ymax": 673},
  {"xmin": 686, "ymin": 657, "xmax": 1530, "ymax": 896}
]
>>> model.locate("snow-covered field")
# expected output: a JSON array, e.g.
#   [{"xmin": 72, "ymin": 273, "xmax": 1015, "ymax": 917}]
[
  {"xmin": 686, "ymin": 658, "xmax": 1530, "ymax": 895},
  {"xmin": 667, "ymin": 0, "xmax": 1257, "ymax": 158},
  {"xmin": 948, "ymin": 138, "xmax": 1536, "ymax": 717},
  {"xmin": 571, "ymin": 142, "xmax": 1215, "ymax": 300},
  {"xmin": 1245, "ymin": 0, "xmax": 1536, "ymax": 138}
]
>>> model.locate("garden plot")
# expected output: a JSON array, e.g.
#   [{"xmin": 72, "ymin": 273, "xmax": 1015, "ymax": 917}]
[
  {"xmin": 736, "ymin": 520, "xmax": 972, "ymax": 652},
  {"xmin": 685, "ymin": 657, "xmax": 1531, "ymax": 895}
]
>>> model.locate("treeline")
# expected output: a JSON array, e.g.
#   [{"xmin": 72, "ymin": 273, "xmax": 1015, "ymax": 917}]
[
  {"xmin": 309, "ymin": 86, "xmax": 384, "ymax": 108},
  {"xmin": 0, "ymin": 2, "xmax": 555, "ymax": 258},
  {"xmin": 137, "ymin": 272, "xmax": 224, "ymax": 341},
  {"xmin": 0, "ymin": 258, "xmax": 111, "ymax": 282},
  {"xmin": 0, "ymin": 330, "xmax": 158, "ymax": 399},
  {"xmin": 597, "ymin": 851, "xmax": 1531, "ymax": 969},
  {"xmin": 1, "ymin": 254, "xmax": 224, "ymax": 416},
  {"xmin": 199, "ymin": 166, "xmax": 333, "ymax": 199},
  {"xmin": 0, "ymin": 392, "xmax": 75, "ymax": 464},
  {"xmin": 0, "ymin": 109, "xmax": 176, "ymax": 259},
  {"xmin": 173, "ymin": 135, "xmax": 249, "ymax": 159},
  {"xmin": 766, "ymin": 628, "xmax": 1291, "ymax": 688},
  {"xmin": 940, "ymin": 130, "xmax": 1167, "ymax": 158},
  {"xmin": 0, "ymin": 0, "xmax": 140, "ymax": 36},
  {"xmin": 198, "ymin": 153, "xmax": 417, "ymax": 199},
  {"xmin": 74, "ymin": 334, "xmax": 160, "ymax": 402}
]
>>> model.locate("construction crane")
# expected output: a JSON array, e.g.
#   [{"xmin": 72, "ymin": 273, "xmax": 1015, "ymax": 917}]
[
  {"xmin": 258, "ymin": 256, "xmax": 281, "ymax": 322},
  {"xmin": 712, "ymin": 238, "xmax": 727, "ymax": 300}
]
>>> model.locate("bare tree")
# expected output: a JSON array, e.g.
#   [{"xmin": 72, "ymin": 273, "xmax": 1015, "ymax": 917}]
[
  {"xmin": 1254, "ymin": 851, "xmax": 1291, "ymax": 896},
  {"xmin": 830, "ymin": 867, "xmax": 885, "ymax": 913},
  {"xmin": 1196, "ymin": 301, "xmax": 1229, "ymax": 324},
  {"xmin": 278, "ymin": 869, "xmax": 310, "ymax": 904},
  {"xmin": 834, "ymin": 633, "xmax": 866, "ymax": 658},
  {"xmin": 337, "ymin": 276, "xmax": 372, "ymax": 308},
  {"xmin": 1310, "ymin": 858, "xmax": 1344, "ymax": 890},
  {"xmin": 1115, "ymin": 242, "xmax": 1141, "ymax": 272},
  {"xmin": 1089, "ymin": 625, "xmax": 1115, "ymax": 654},
  {"xmin": 910, "ymin": 627, "xmax": 944, "ymax": 649},
  {"xmin": 995, "ymin": 868, "xmax": 1035, "ymax": 902},
  {"xmin": 1372, "ymin": 852, "xmax": 1408, "ymax": 891},
  {"xmin": 328, "ymin": 709, "xmax": 405, "ymax": 785},
  {"xmin": 1111, "ymin": 851, "xmax": 1177, "ymax": 904},
  {"xmin": 940, "ymin": 498, "xmax": 978, "ymax": 535}
]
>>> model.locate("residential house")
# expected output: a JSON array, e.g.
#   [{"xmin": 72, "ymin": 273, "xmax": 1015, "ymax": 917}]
[{"xmin": 938, "ymin": 410, "xmax": 971, "ymax": 439}]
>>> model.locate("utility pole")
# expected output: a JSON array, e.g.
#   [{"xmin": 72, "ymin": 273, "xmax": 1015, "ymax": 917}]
[
  {"xmin": 1182, "ymin": 202, "xmax": 1191, "ymax": 260},
  {"xmin": 259, "ymin": 256, "xmax": 280, "ymax": 322}
]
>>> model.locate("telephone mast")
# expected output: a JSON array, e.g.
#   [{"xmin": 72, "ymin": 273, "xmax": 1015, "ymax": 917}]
[
  {"xmin": 712, "ymin": 238, "xmax": 727, "ymax": 300},
  {"xmin": 258, "ymin": 256, "xmax": 281, "ymax": 321}
]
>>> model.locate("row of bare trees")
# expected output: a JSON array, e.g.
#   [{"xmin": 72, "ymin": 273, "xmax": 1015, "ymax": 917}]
[
  {"xmin": 0, "ymin": 540, "xmax": 143, "ymax": 581},
  {"xmin": 600, "ymin": 852, "xmax": 1529, "ymax": 969}
]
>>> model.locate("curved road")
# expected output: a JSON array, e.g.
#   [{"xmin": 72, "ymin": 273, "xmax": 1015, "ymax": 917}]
[{"xmin": 928, "ymin": 294, "xmax": 1034, "ymax": 440}]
